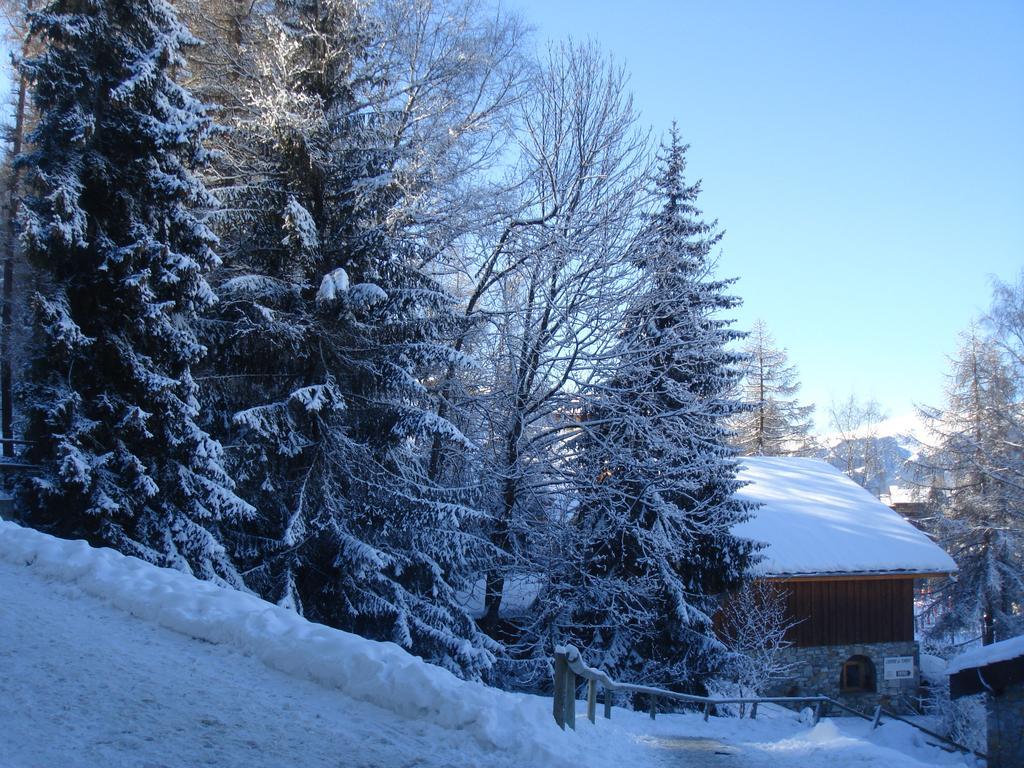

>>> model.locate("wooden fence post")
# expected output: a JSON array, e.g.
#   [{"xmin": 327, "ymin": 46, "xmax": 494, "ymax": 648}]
[
  {"xmin": 564, "ymin": 668, "xmax": 577, "ymax": 731},
  {"xmin": 603, "ymin": 689, "xmax": 612, "ymax": 720},
  {"xmin": 703, "ymin": 702, "xmax": 711, "ymax": 722},
  {"xmin": 871, "ymin": 705, "xmax": 882, "ymax": 730},
  {"xmin": 750, "ymin": 702, "xmax": 758, "ymax": 720},
  {"xmin": 648, "ymin": 697, "xmax": 657, "ymax": 720},
  {"xmin": 813, "ymin": 701, "xmax": 822, "ymax": 725},
  {"xmin": 553, "ymin": 651, "xmax": 568, "ymax": 730},
  {"xmin": 587, "ymin": 679, "xmax": 597, "ymax": 723}
]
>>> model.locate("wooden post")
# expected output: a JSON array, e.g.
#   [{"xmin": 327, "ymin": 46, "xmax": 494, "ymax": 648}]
[
  {"xmin": 648, "ymin": 697, "xmax": 657, "ymax": 720},
  {"xmin": 552, "ymin": 652, "xmax": 568, "ymax": 730},
  {"xmin": 587, "ymin": 679, "xmax": 597, "ymax": 723},
  {"xmin": 564, "ymin": 670, "xmax": 577, "ymax": 731},
  {"xmin": 750, "ymin": 702, "xmax": 758, "ymax": 720},
  {"xmin": 703, "ymin": 702, "xmax": 711, "ymax": 722},
  {"xmin": 603, "ymin": 689, "xmax": 612, "ymax": 720},
  {"xmin": 739, "ymin": 702, "xmax": 746, "ymax": 719},
  {"xmin": 871, "ymin": 705, "xmax": 883, "ymax": 730},
  {"xmin": 813, "ymin": 701, "xmax": 822, "ymax": 725}
]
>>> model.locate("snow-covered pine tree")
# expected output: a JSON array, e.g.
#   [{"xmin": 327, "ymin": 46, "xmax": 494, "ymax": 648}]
[
  {"xmin": 196, "ymin": 0, "xmax": 496, "ymax": 678},
  {"xmin": 530, "ymin": 127, "xmax": 756, "ymax": 692},
  {"xmin": 16, "ymin": 0, "xmax": 253, "ymax": 585},
  {"xmin": 732, "ymin": 319, "xmax": 815, "ymax": 456},
  {"xmin": 918, "ymin": 324, "xmax": 1024, "ymax": 645}
]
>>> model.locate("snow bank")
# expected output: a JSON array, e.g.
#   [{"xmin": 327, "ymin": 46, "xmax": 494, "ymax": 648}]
[
  {"xmin": 947, "ymin": 635, "xmax": 1024, "ymax": 675},
  {"xmin": 734, "ymin": 457, "xmax": 957, "ymax": 577},
  {"xmin": 0, "ymin": 521, "xmax": 575, "ymax": 764}
]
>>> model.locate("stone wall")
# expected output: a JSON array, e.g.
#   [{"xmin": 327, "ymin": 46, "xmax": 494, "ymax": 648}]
[
  {"xmin": 765, "ymin": 640, "xmax": 920, "ymax": 714},
  {"xmin": 988, "ymin": 682, "xmax": 1024, "ymax": 768}
]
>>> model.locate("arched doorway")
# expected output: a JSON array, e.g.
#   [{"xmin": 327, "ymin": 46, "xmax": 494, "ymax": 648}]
[{"xmin": 840, "ymin": 654, "xmax": 876, "ymax": 693}]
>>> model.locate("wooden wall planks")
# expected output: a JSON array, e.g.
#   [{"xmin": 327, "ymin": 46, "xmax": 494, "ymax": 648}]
[{"xmin": 779, "ymin": 578, "xmax": 914, "ymax": 647}]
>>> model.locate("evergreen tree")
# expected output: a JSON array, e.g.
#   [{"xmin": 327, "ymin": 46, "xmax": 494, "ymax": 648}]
[
  {"xmin": 920, "ymin": 325, "xmax": 1024, "ymax": 645},
  {"xmin": 732, "ymin": 319, "xmax": 815, "ymax": 456},
  {"xmin": 16, "ymin": 0, "xmax": 252, "ymax": 585},
  {"xmin": 528, "ymin": 128, "xmax": 756, "ymax": 691},
  {"xmin": 198, "ymin": 0, "xmax": 495, "ymax": 678}
]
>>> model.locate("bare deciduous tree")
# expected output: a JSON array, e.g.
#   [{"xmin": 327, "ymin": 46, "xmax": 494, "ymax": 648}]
[
  {"xmin": 827, "ymin": 393, "xmax": 888, "ymax": 491},
  {"xmin": 717, "ymin": 580, "xmax": 800, "ymax": 696},
  {"xmin": 466, "ymin": 41, "xmax": 652, "ymax": 634}
]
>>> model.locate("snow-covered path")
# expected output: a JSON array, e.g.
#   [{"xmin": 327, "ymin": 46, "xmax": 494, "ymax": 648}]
[
  {"xmin": 0, "ymin": 558, "xmax": 536, "ymax": 768},
  {"xmin": 638, "ymin": 722, "xmax": 963, "ymax": 768}
]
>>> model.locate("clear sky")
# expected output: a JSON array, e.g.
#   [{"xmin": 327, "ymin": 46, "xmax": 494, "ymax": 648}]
[{"xmin": 509, "ymin": 0, "xmax": 1024, "ymax": 429}]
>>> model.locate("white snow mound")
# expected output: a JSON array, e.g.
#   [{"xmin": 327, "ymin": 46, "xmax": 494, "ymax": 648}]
[{"xmin": 0, "ymin": 520, "xmax": 567, "ymax": 762}]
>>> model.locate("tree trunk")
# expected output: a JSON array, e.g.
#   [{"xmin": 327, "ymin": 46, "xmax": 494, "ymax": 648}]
[
  {"xmin": 481, "ymin": 570, "xmax": 505, "ymax": 632},
  {"xmin": 2, "ymin": 4, "xmax": 31, "ymax": 458},
  {"xmin": 480, "ymin": 461, "xmax": 518, "ymax": 633}
]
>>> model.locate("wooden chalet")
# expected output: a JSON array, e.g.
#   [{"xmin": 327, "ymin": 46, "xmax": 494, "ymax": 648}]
[{"xmin": 732, "ymin": 457, "xmax": 957, "ymax": 712}]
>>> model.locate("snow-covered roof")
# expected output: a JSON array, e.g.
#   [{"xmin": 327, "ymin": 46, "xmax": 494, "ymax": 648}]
[
  {"xmin": 947, "ymin": 635, "xmax": 1024, "ymax": 675},
  {"xmin": 880, "ymin": 485, "xmax": 930, "ymax": 506},
  {"xmin": 733, "ymin": 457, "xmax": 957, "ymax": 578}
]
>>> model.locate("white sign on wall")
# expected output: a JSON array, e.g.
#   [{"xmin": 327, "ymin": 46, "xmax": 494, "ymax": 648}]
[{"xmin": 884, "ymin": 656, "xmax": 915, "ymax": 681}]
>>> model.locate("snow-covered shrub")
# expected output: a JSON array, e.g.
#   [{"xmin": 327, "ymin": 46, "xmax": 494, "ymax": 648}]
[
  {"xmin": 714, "ymin": 580, "xmax": 800, "ymax": 703},
  {"xmin": 919, "ymin": 645, "xmax": 986, "ymax": 754}
]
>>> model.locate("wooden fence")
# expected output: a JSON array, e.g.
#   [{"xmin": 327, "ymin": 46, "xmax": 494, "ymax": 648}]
[
  {"xmin": 551, "ymin": 645, "xmax": 985, "ymax": 760},
  {"xmin": 0, "ymin": 437, "xmax": 37, "ymax": 474},
  {"xmin": 552, "ymin": 645, "xmax": 834, "ymax": 729}
]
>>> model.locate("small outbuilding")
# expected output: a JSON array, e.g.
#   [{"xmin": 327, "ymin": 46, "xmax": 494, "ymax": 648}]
[
  {"xmin": 948, "ymin": 635, "xmax": 1024, "ymax": 768},
  {"xmin": 732, "ymin": 457, "xmax": 957, "ymax": 713}
]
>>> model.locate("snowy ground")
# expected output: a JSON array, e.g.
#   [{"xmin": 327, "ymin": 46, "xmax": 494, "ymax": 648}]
[
  {"xmin": 2, "ymin": 557, "xmax": 580, "ymax": 768},
  {"xmin": 630, "ymin": 711, "xmax": 977, "ymax": 767},
  {"xmin": 0, "ymin": 521, "xmax": 976, "ymax": 767}
]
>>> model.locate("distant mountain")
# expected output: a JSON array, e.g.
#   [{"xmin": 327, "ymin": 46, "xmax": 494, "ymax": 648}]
[{"xmin": 816, "ymin": 412, "xmax": 934, "ymax": 498}]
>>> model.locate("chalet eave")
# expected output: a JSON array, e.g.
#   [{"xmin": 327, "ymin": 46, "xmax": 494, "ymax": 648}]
[{"xmin": 760, "ymin": 569, "xmax": 955, "ymax": 582}]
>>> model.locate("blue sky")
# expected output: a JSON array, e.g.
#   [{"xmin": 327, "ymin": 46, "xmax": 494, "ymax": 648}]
[{"xmin": 509, "ymin": 0, "xmax": 1024, "ymax": 429}]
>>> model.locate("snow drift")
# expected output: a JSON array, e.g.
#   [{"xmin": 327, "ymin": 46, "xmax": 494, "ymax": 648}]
[{"xmin": 0, "ymin": 520, "xmax": 569, "ymax": 763}]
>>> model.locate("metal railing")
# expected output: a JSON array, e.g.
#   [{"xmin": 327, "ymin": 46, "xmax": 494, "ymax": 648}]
[{"xmin": 551, "ymin": 645, "xmax": 986, "ymax": 760}]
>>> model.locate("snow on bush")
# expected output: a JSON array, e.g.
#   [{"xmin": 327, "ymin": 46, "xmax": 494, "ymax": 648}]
[
  {"xmin": 715, "ymin": 579, "xmax": 800, "ymax": 701},
  {"xmin": 0, "ymin": 520, "xmax": 576, "ymax": 763},
  {"xmin": 920, "ymin": 646, "xmax": 986, "ymax": 754}
]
